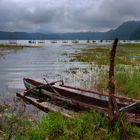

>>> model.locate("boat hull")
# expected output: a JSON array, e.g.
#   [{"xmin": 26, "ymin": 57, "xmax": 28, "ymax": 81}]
[{"xmin": 22, "ymin": 78, "xmax": 140, "ymax": 125}]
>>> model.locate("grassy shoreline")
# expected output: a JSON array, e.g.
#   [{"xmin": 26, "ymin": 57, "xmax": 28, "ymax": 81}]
[
  {"xmin": 70, "ymin": 43, "xmax": 140, "ymax": 65},
  {"xmin": 0, "ymin": 103, "xmax": 140, "ymax": 140},
  {"xmin": 69, "ymin": 43, "xmax": 140, "ymax": 99}
]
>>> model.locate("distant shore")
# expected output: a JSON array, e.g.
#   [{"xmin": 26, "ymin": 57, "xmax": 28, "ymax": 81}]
[{"xmin": 0, "ymin": 44, "xmax": 42, "ymax": 48}]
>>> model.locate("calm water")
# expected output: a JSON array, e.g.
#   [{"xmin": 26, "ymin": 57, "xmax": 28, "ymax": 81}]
[{"xmin": 0, "ymin": 41, "xmax": 89, "ymax": 102}]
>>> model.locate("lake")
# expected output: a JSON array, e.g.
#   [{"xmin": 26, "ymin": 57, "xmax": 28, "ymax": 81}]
[
  {"xmin": 0, "ymin": 40, "xmax": 91, "ymax": 102},
  {"xmin": 1, "ymin": 39, "xmax": 135, "ymax": 103}
]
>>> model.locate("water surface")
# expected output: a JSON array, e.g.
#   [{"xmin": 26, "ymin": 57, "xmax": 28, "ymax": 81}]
[{"xmin": 0, "ymin": 41, "xmax": 88, "ymax": 102}]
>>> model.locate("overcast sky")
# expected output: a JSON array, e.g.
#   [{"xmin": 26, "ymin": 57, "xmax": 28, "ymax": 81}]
[{"xmin": 0, "ymin": 0, "xmax": 140, "ymax": 33}]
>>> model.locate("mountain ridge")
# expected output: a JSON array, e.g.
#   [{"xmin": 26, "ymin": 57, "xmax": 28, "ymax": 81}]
[{"xmin": 0, "ymin": 21, "xmax": 140, "ymax": 40}]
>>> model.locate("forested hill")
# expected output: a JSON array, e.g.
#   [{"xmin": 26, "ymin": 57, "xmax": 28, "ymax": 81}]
[{"xmin": 0, "ymin": 21, "xmax": 140, "ymax": 40}]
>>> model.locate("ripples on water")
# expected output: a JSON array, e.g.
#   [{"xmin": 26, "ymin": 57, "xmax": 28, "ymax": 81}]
[{"xmin": 0, "ymin": 40, "xmax": 90, "ymax": 102}]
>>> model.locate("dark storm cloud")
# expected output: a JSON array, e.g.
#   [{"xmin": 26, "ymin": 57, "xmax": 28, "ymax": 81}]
[{"xmin": 0, "ymin": 0, "xmax": 140, "ymax": 32}]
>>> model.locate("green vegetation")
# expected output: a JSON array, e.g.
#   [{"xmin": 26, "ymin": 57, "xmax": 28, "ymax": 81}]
[
  {"xmin": 0, "ymin": 111, "xmax": 138, "ymax": 140},
  {"xmin": 16, "ymin": 112, "xmax": 140, "ymax": 140},
  {"xmin": 69, "ymin": 43, "xmax": 140, "ymax": 98},
  {"xmin": 70, "ymin": 43, "xmax": 140, "ymax": 65},
  {"xmin": 70, "ymin": 46, "xmax": 109, "ymax": 65},
  {"xmin": 116, "ymin": 66, "xmax": 140, "ymax": 98},
  {"xmin": 0, "ymin": 103, "xmax": 34, "ymax": 139},
  {"xmin": 1, "ymin": 43, "xmax": 140, "ymax": 139},
  {"xmin": 93, "ymin": 65, "xmax": 140, "ymax": 98}
]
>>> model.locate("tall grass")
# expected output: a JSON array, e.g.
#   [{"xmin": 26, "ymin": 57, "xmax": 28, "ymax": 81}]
[
  {"xmin": 1, "ymin": 103, "xmax": 139, "ymax": 139},
  {"xmin": 94, "ymin": 65, "xmax": 140, "ymax": 98},
  {"xmin": 16, "ymin": 111, "xmax": 106, "ymax": 140},
  {"xmin": 115, "ymin": 66, "xmax": 140, "ymax": 98},
  {"xmin": 15, "ymin": 111, "xmax": 140, "ymax": 140},
  {"xmin": 68, "ymin": 43, "xmax": 140, "ymax": 98}
]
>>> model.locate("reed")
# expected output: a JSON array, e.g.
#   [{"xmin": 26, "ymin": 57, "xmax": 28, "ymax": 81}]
[
  {"xmin": 115, "ymin": 66, "xmax": 140, "ymax": 98},
  {"xmin": 68, "ymin": 43, "xmax": 140, "ymax": 98}
]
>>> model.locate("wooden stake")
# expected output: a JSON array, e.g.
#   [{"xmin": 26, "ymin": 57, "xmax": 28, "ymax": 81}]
[
  {"xmin": 108, "ymin": 38, "xmax": 128, "ymax": 140},
  {"xmin": 108, "ymin": 38, "xmax": 119, "ymax": 125}
]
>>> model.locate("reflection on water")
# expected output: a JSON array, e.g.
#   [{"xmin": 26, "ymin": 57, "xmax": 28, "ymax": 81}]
[{"xmin": 0, "ymin": 41, "xmax": 89, "ymax": 102}]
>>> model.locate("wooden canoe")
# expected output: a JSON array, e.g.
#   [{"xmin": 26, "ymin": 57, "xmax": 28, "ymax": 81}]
[{"xmin": 17, "ymin": 78, "xmax": 140, "ymax": 125}]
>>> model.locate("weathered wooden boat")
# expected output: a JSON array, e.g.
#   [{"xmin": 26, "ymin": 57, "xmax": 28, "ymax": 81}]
[
  {"xmin": 16, "ymin": 92, "xmax": 74, "ymax": 118},
  {"xmin": 17, "ymin": 78, "xmax": 140, "ymax": 125}
]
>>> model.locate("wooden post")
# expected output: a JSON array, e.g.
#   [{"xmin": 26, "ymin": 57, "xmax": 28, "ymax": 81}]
[
  {"xmin": 108, "ymin": 38, "xmax": 119, "ymax": 129},
  {"xmin": 108, "ymin": 38, "xmax": 128, "ymax": 140}
]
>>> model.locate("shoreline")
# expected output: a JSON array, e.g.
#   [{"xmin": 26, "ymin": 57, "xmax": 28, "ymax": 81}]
[{"xmin": 0, "ymin": 44, "xmax": 43, "ymax": 48}]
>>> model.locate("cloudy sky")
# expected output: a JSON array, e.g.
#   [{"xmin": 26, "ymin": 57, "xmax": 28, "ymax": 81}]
[{"xmin": 0, "ymin": 0, "xmax": 139, "ymax": 33}]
